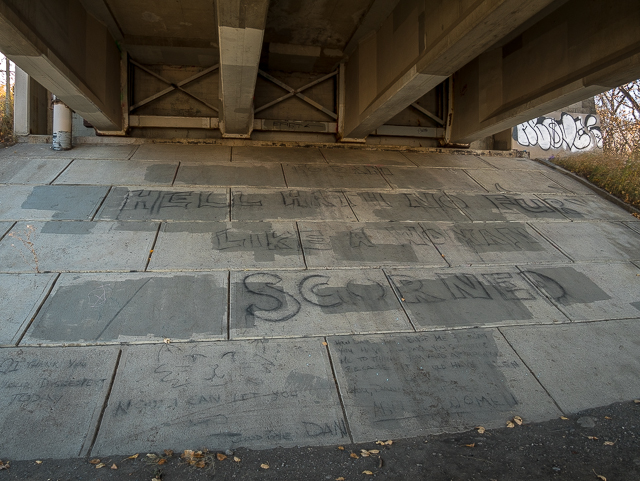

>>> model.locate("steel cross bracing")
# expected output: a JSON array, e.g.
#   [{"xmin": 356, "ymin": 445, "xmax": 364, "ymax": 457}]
[
  {"xmin": 255, "ymin": 70, "xmax": 338, "ymax": 119},
  {"xmin": 129, "ymin": 60, "xmax": 220, "ymax": 113}
]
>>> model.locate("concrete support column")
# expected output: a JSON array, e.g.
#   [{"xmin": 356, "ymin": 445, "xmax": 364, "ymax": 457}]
[
  {"xmin": 216, "ymin": 0, "xmax": 269, "ymax": 138},
  {"xmin": 0, "ymin": 0, "xmax": 123, "ymax": 131},
  {"xmin": 341, "ymin": 0, "xmax": 557, "ymax": 141},
  {"xmin": 13, "ymin": 66, "xmax": 49, "ymax": 135},
  {"xmin": 449, "ymin": 0, "xmax": 640, "ymax": 144}
]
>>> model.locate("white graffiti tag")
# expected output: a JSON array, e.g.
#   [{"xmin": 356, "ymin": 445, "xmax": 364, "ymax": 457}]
[{"xmin": 514, "ymin": 113, "xmax": 603, "ymax": 152}]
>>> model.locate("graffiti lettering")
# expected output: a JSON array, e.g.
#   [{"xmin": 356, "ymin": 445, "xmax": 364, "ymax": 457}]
[{"xmin": 514, "ymin": 113, "xmax": 603, "ymax": 152}]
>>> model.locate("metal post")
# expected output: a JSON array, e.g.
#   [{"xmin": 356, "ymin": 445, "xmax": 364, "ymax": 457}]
[
  {"xmin": 4, "ymin": 56, "xmax": 10, "ymax": 116},
  {"xmin": 52, "ymin": 96, "xmax": 72, "ymax": 150}
]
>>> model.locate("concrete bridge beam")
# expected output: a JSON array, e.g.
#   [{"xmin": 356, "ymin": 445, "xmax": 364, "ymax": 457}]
[
  {"xmin": 341, "ymin": 0, "xmax": 557, "ymax": 141},
  {"xmin": 0, "ymin": 0, "xmax": 123, "ymax": 132},
  {"xmin": 216, "ymin": 0, "xmax": 269, "ymax": 138},
  {"xmin": 449, "ymin": 0, "xmax": 640, "ymax": 144}
]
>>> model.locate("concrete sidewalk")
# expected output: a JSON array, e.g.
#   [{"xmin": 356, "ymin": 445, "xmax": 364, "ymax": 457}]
[{"xmin": 0, "ymin": 142, "xmax": 639, "ymax": 461}]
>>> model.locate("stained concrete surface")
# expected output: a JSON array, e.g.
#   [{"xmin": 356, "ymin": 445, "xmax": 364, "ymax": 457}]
[
  {"xmin": 97, "ymin": 187, "xmax": 229, "ymax": 222},
  {"xmin": 230, "ymin": 269, "xmax": 411, "ymax": 338},
  {"xmin": 232, "ymin": 188, "xmax": 356, "ymax": 221},
  {"xmin": 0, "ymin": 185, "xmax": 109, "ymax": 220},
  {"xmin": 92, "ymin": 339, "xmax": 346, "ymax": 454},
  {"xmin": 233, "ymin": 146, "xmax": 326, "ymax": 163},
  {"xmin": 0, "ymin": 273, "xmax": 57, "ymax": 345},
  {"xmin": 0, "ymin": 346, "xmax": 119, "ymax": 460},
  {"xmin": 501, "ymin": 320, "xmax": 640, "ymax": 412},
  {"xmin": 478, "ymin": 155, "xmax": 549, "ymax": 170},
  {"xmin": 22, "ymin": 272, "xmax": 228, "ymax": 345},
  {"xmin": 321, "ymin": 148, "xmax": 414, "ymax": 166},
  {"xmin": 54, "ymin": 159, "xmax": 178, "ymax": 186},
  {"xmin": 0, "ymin": 144, "xmax": 639, "ymax": 461},
  {"xmin": 175, "ymin": 162, "xmax": 286, "ymax": 188},
  {"xmin": 402, "ymin": 152, "xmax": 492, "ymax": 169},
  {"xmin": 0, "ymin": 157, "xmax": 72, "ymax": 184},
  {"xmin": 467, "ymin": 169, "xmax": 573, "ymax": 194}
]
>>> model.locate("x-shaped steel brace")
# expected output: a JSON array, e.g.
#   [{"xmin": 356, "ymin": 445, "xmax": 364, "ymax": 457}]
[
  {"xmin": 129, "ymin": 60, "xmax": 220, "ymax": 113},
  {"xmin": 256, "ymin": 70, "xmax": 338, "ymax": 119}
]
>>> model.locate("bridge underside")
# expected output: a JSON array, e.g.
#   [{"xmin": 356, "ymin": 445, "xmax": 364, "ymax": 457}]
[{"xmin": 2, "ymin": 0, "xmax": 640, "ymax": 147}]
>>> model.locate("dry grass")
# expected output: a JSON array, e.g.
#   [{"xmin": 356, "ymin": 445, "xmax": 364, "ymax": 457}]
[{"xmin": 552, "ymin": 153, "xmax": 640, "ymax": 210}]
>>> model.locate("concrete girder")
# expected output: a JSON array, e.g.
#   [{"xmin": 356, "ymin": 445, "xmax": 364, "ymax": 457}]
[
  {"xmin": 450, "ymin": 0, "xmax": 640, "ymax": 144},
  {"xmin": 0, "ymin": 0, "xmax": 123, "ymax": 132},
  {"xmin": 341, "ymin": 0, "xmax": 558, "ymax": 141},
  {"xmin": 216, "ymin": 0, "xmax": 269, "ymax": 138}
]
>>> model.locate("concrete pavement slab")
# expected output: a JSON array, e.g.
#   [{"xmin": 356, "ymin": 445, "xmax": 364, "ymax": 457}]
[
  {"xmin": 131, "ymin": 143, "xmax": 231, "ymax": 162},
  {"xmin": 386, "ymin": 266, "xmax": 567, "ymax": 330},
  {"xmin": 383, "ymin": 167, "xmax": 486, "ymax": 192},
  {"xmin": 92, "ymin": 339, "xmax": 347, "ymax": 454},
  {"xmin": 478, "ymin": 155, "xmax": 549, "ymax": 170},
  {"xmin": 466, "ymin": 169, "xmax": 573, "ymax": 194},
  {"xmin": 0, "ymin": 157, "xmax": 72, "ymax": 184},
  {"xmin": 540, "ymin": 169, "xmax": 599, "ymax": 195},
  {"xmin": 532, "ymin": 221, "xmax": 640, "ymax": 262},
  {"xmin": 0, "ymin": 221, "xmax": 158, "ymax": 273},
  {"xmin": 321, "ymin": 148, "xmax": 414, "ymax": 166},
  {"xmin": 0, "ymin": 185, "xmax": 109, "ymax": 221},
  {"xmin": 0, "ymin": 144, "xmax": 60, "ymax": 159},
  {"xmin": 283, "ymin": 164, "xmax": 391, "ymax": 189},
  {"xmin": 299, "ymin": 221, "xmax": 447, "ymax": 268},
  {"xmin": 55, "ymin": 144, "xmax": 138, "ymax": 160},
  {"xmin": 233, "ymin": 146, "xmax": 326, "ymax": 163},
  {"xmin": 148, "ymin": 221, "xmax": 303, "ymax": 271},
  {"xmin": 623, "ymin": 221, "xmax": 640, "ymax": 234},
  {"xmin": 449, "ymin": 193, "xmax": 566, "ymax": 222},
  {"xmin": 54, "ymin": 160, "xmax": 178, "ymax": 186},
  {"xmin": 0, "ymin": 346, "xmax": 119, "ymax": 460},
  {"xmin": 0, "ymin": 273, "xmax": 57, "ymax": 345},
  {"xmin": 328, "ymin": 330, "xmax": 561, "ymax": 442},
  {"xmin": 402, "ymin": 152, "xmax": 492, "ymax": 169},
  {"xmin": 0, "ymin": 221, "xmax": 13, "ymax": 238},
  {"xmin": 420, "ymin": 221, "xmax": 570, "ymax": 266},
  {"xmin": 539, "ymin": 194, "xmax": 634, "ymax": 221},
  {"xmin": 501, "ymin": 320, "xmax": 640, "ymax": 413},
  {"xmin": 519, "ymin": 263, "xmax": 640, "ymax": 321},
  {"xmin": 345, "ymin": 191, "xmax": 469, "ymax": 222},
  {"xmin": 175, "ymin": 162, "xmax": 286, "ymax": 188},
  {"xmin": 232, "ymin": 188, "xmax": 355, "ymax": 221},
  {"xmin": 230, "ymin": 269, "xmax": 411, "ymax": 339},
  {"xmin": 96, "ymin": 187, "xmax": 229, "ymax": 222},
  {"xmin": 22, "ymin": 272, "xmax": 227, "ymax": 345}
]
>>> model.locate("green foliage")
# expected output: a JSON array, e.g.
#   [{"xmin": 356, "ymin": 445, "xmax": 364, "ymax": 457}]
[
  {"xmin": 0, "ymin": 85, "xmax": 16, "ymax": 145},
  {"xmin": 554, "ymin": 153, "xmax": 640, "ymax": 210}
]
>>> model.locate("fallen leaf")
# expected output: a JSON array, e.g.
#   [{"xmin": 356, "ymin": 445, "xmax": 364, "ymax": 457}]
[
  {"xmin": 464, "ymin": 443, "xmax": 476, "ymax": 448},
  {"xmin": 587, "ymin": 436, "xmax": 598, "ymax": 440},
  {"xmin": 233, "ymin": 456, "xmax": 241, "ymax": 463},
  {"xmin": 95, "ymin": 463, "xmax": 106, "ymax": 469},
  {"xmin": 336, "ymin": 478, "xmax": 346, "ymax": 481},
  {"xmin": 363, "ymin": 470, "xmax": 374, "ymax": 475},
  {"xmin": 182, "ymin": 450, "xmax": 194, "ymax": 459},
  {"xmin": 147, "ymin": 453, "xmax": 157, "ymax": 459},
  {"xmin": 338, "ymin": 446, "xmax": 345, "ymax": 450},
  {"xmin": 375, "ymin": 441, "xmax": 385, "ymax": 445},
  {"xmin": 195, "ymin": 460, "xmax": 206, "ymax": 468},
  {"xmin": 506, "ymin": 421, "xmax": 515, "ymax": 428},
  {"xmin": 164, "ymin": 449, "xmax": 174, "ymax": 457},
  {"xmin": 513, "ymin": 416, "xmax": 523, "ymax": 425},
  {"xmin": 384, "ymin": 440, "xmax": 393, "ymax": 445},
  {"xmin": 261, "ymin": 463, "xmax": 270, "ymax": 469},
  {"xmin": 350, "ymin": 453, "xmax": 359, "ymax": 459},
  {"xmin": 634, "ymin": 399, "xmax": 640, "ymax": 404},
  {"xmin": 152, "ymin": 478, "xmax": 161, "ymax": 481},
  {"xmin": 89, "ymin": 459, "xmax": 101, "ymax": 464},
  {"xmin": 111, "ymin": 464, "xmax": 118, "ymax": 470},
  {"xmin": 560, "ymin": 416, "xmax": 569, "ymax": 420},
  {"xmin": 593, "ymin": 469, "xmax": 607, "ymax": 481},
  {"xmin": 0, "ymin": 460, "xmax": 8, "ymax": 470},
  {"xmin": 217, "ymin": 453, "xmax": 227, "ymax": 461},
  {"xmin": 322, "ymin": 341, "xmax": 328, "ymax": 346},
  {"xmin": 163, "ymin": 338, "xmax": 171, "ymax": 344},
  {"xmin": 604, "ymin": 441, "xmax": 615, "ymax": 446},
  {"xmin": 128, "ymin": 453, "xmax": 139, "ymax": 459},
  {"xmin": 369, "ymin": 449, "xmax": 380, "ymax": 454},
  {"xmin": 604, "ymin": 416, "xmax": 611, "ymax": 420},
  {"xmin": 360, "ymin": 450, "xmax": 370, "ymax": 457},
  {"xmin": 35, "ymin": 460, "xmax": 42, "ymax": 465},
  {"xmin": 157, "ymin": 459, "xmax": 167, "ymax": 465},
  {"xmin": 476, "ymin": 426, "xmax": 486, "ymax": 434}
]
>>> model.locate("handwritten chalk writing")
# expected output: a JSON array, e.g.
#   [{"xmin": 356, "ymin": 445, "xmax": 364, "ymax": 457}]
[
  {"xmin": 484, "ymin": 194, "xmax": 556, "ymax": 214},
  {"xmin": 8, "ymin": 392, "xmax": 63, "ymax": 406},
  {"xmin": 244, "ymin": 273, "xmax": 301, "ymax": 322},
  {"xmin": 118, "ymin": 190, "xmax": 227, "ymax": 215},
  {"xmin": 291, "ymin": 165, "xmax": 390, "ymax": 176},
  {"xmin": 114, "ymin": 397, "xmax": 179, "ymax": 415},
  {"xmin": 280, "ymin": 190, "xmax": 343, "ymax": 208},
  {"xmin": 39, "ymin": 377, "xmax": 107, "ymax": 388}
]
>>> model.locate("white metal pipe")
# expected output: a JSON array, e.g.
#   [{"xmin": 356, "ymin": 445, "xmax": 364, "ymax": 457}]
[{"xmin": 52, "ymin": 97, "xmax": 72, "ymax": 150}]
